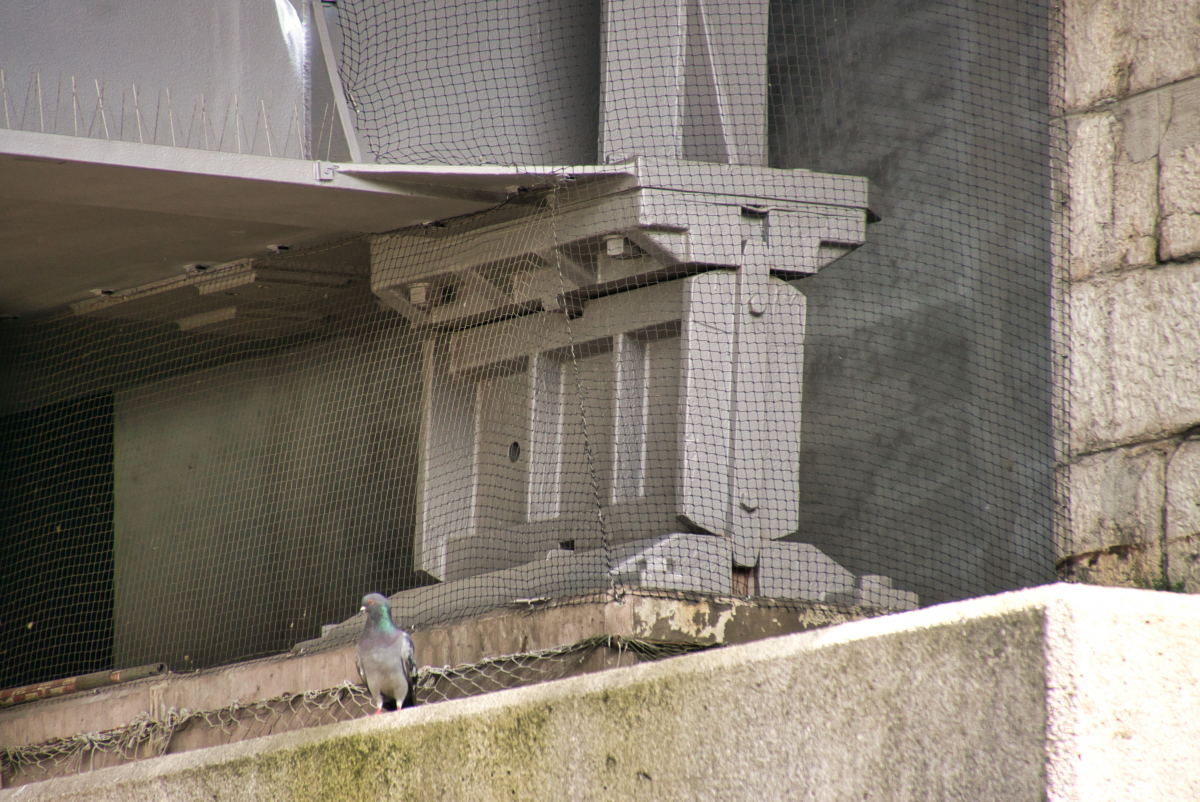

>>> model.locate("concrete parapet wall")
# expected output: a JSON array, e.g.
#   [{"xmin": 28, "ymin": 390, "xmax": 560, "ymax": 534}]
[
  {"xmin": 1060, "ymin": 0, "xmax": 1200, "ymax": 588},
  {"xmin": 0, "ymin": 594, "xmax": 873, "ymax": 788},
  {"xmin": 3, "ymin": 584, "xmax": 1198, "ymax": 800}
]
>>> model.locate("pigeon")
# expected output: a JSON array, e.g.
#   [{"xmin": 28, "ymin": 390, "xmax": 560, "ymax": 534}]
[{"xmin": 355, "ymin": 592, "xmax": 417, "ymax": 714}]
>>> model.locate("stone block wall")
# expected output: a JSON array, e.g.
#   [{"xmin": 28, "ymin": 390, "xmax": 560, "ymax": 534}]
[{"xmin": 1060, "ymin": 0, "xmax": 1200, "ymax": 590}]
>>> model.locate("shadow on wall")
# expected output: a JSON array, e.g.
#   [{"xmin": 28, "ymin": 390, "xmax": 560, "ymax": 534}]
[
  {"xmin": 770, "ymin": 0, "xmax": 1057, "ymax": 602},
  {"xmin": 111, "ymin": 308, "xmax": 429, "ymax": 672}
]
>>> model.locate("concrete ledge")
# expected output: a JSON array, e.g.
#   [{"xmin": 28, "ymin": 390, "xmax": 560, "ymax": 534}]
[
  {"xmin": 0, "ymin": 593, "xmax": 874, "ymax": 787},
  {"xmin": 5, "ymin": 584, "xmax": 1200, "ymax": 800}
]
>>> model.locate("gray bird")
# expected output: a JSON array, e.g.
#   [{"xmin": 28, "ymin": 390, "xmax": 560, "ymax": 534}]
[{"xmin": 355, "ymin": 592, "xmax": 417, "ymax": 714}]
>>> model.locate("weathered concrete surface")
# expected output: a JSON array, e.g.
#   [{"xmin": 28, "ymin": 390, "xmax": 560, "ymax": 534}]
[
  {"xmin": 1070, "ymin": 261, "xmax": 1200, "ymax": 453},
  {"xmin": 1066, "ymin": 74, "xmax": 1200, "ymax": 279},
  {"xmin": 1065, "ymin": 108, "xmax": 1159, "ymax": 277},
  {"xmin": 4, "ymin": 584, "xmax": 1199, "ymax": 801},
  {"xmin": 1067, "ymin": 444, "xmax": 1164, "ymax": 552},
  {"xmin": 1061, "ymin": 0, "xmax": 1200, "ymax": 587},
  {"xmin": 1056, "ymin": 545, "xmax": 1164, "ymax": 590},
  {"xmin": 0, "ymin": 593, "xmax": 875, "ymax": 787},
  {"xmin": 1067, "ymin": 112, "xmax": 1119, "ymax": 278},
  {"xmin": 1157, "ymin": 79, "xmax": 1200, "ymax": 265},
  {"xmin": 1113, "ymin": 151, "xmax": 1158, "ymax": 268},
  {"xmin": 1168, "ymin": 533, "xmax": 1200, "ymax": 594},
  {"xmin": 1166, "ymin": 441, "xmax": 1200, "ymax": 543},
  {"xmin": 1159, "ymin": 144, "xmax": 1200, "ymax": 262},
  {"xmin": 1065, "ymin": 0, "xmax": 1200, "ymax": 111},
  {"xmin": 1166, "ymin": 440, "xmax": 1200, "ymax": 592}
]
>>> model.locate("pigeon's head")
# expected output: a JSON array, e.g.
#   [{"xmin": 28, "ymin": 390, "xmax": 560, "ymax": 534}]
[{"xmin": 360, "ymin": 592, "xmax": 391, "ymax": 623}]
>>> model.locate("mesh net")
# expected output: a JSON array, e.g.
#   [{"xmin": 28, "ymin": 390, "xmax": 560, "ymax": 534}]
[
  {"xmin": 0, "ymin": 635, "xmax": 704, "ymax": 784},
  {"xmin": 1, "ymin": 0, "xmax": 1061, "ymax": 776}
]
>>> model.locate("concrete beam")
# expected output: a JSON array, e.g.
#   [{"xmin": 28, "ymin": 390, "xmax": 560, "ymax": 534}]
[
  {"xmin": 4, "ymin": 584, "xmax": 1199, "ymax": 800},
  {"xmin": 0, "ymin": 131, "xmax": 617, "ymax": 316}
]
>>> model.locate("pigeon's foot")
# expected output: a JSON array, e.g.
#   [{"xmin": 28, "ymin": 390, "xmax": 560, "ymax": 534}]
[{"xmin": 372, "ymin": 707, "xmax": 383, "ymax": 716}]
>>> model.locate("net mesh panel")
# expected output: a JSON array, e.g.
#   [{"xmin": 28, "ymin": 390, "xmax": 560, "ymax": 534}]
[
  {"xmin": 1, "ymin": 0, "xmax": 1060, "ymax": 750},
  {"xmin": 1, "ymin": 635, "xmax": 702, "ymax": 783},
  {"xmin": 336, "ymin": 0, "xmax": 600, "ymax": 166}
]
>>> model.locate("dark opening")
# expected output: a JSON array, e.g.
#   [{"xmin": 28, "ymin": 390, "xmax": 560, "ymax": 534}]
[{"xmin": 0, "ymin": 393, "xmax": 115, "ymax": 688}]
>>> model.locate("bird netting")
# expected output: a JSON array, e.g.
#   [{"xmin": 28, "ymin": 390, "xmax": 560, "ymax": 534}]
[
  {"xmin": 1, "ymin": 0, "xmax": 1062, "ymax": 752},
  {"xmin": 0, "ymin": 634, "xmax": 706, "ymax": 786}
]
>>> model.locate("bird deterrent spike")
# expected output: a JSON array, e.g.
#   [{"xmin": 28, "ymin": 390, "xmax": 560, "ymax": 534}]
[
  {"xmin": 167, "ymin": 87, "xmax": 176, "ymax": 147},
  {"xmin": 133, "ymin": 83, "xmax": 144, "ymax": 144},
  {"xmin": 316, "ymin": 103, "xmax": 331, "ymax": 163},
  {"xmin": 95, "ymin": 78, "xmax": 109, "ymax": 140},
  {"xmin": 202, "ymin": 92, "xmax": 210, "ymax": 151},
  {"xmin": 152, "ymin": 88, "xmax": 162, "ymax": 145},
  {"xmin": 1, "ymin": 69, "xmax": 9, "ymax": 129},
  {"xmin": 52, "ymin": 75, "xmax": 62, "ymax": 135}
]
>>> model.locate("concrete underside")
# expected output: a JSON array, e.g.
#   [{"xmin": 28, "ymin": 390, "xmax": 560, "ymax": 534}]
[
  {"xmin": 0, "ymin": 130, "xmax": 620, "ymax": 317},
  {"xmin": 4, "ymin": 583, "xmax": 1198, "ymax": 800}
]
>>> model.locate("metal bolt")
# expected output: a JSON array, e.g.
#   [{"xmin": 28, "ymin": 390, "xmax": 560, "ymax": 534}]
[
  {"xmin": 739, "ymin": 495, "xmax": 758, "ymax": 512},
  {"xmin": 748, "ymin": 296, "xmax": 765, "ymax": 316}
]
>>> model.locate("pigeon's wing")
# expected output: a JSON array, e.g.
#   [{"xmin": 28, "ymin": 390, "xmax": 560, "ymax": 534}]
[
  {"xmin": 401, "ymin": 630, "xmax": 417, "ymax": 708},
  {"xmin": 355, "ymin": 644, "xmax": 368, "ymax": 688}
]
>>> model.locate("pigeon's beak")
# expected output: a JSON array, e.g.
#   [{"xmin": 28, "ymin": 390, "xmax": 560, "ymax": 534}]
[{"xmin": 360, "ymin": 605, "xmax": 366, "ymax": 613}]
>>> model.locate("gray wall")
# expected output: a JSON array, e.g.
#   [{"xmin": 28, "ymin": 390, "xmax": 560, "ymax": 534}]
[
  {"xmin": 113, "ymin": 319, "xmax": 425, "ymax": 670},
  {"xmin": 771, "ymin": 0, "xmax": 1056, "ymax": 601},
  {"xmin": 1, "ymin": 243, "xmax": 433, "ymax": 672},
  {"xmin": 0, "ymin": 0, "xmax": 306, "ymax": 156}
]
